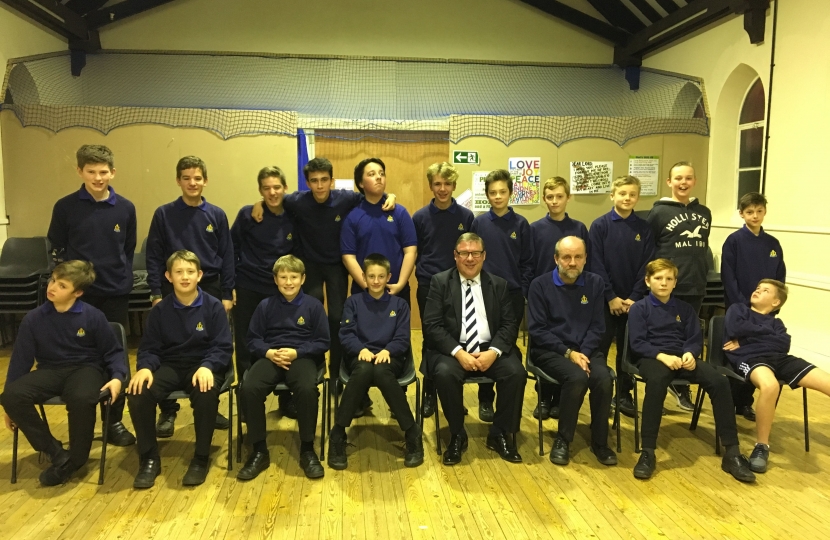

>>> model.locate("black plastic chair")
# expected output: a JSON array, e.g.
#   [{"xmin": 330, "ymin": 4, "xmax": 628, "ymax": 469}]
[
  {"xmin": 11, "ymin": 322, "xmax": 129, "ymax": 484},
  {"xmin": 616, "ymin": 322, "xmax": 705, "ymax": 453},
  {"xmin": 0, "ymin": 237, "xmax": 51, "ymax": 344},
  {"xmin": 332, "ymin": 346, "xmax": 421, "ymax": 430},
  {"xmin": 705, "ymin": 315, "xmax": 809, "ymax": 452},
  {"xmin": 235, "ymin": 365, "xmax": 328, "ymax": 462},
  {"xmin": 164, "ymin": 359, "xmax": 236, "ymax": 470}
]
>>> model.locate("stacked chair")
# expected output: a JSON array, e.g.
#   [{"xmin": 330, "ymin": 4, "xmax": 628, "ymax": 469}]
[{"xmin": 0, "ymin": 237, "xmax": 51, "ymax": 346}]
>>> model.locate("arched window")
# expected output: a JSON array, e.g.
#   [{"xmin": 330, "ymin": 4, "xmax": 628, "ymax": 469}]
[{"xmin": 736, "ymin": 78, "xmax": 765, "ymax": 204}]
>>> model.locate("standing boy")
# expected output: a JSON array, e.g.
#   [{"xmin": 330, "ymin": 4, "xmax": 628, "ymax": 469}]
[
  {"xmin": 1, "ymin": 261, "xmax": 126, "ymax": 486},
  {"xmin": 721, "ymin": 192, "xmax": 786, "ymax": 420},
  {"xmin": 589, "ymin": 175, "xmax": 654, "ymax": 417},
  {"xmin": 146, "ymin": 156, "xmax": 234, "ymax": 436},
  {"xmin": 470, "ymin": 169, "xmax": 534, "ymax": 422},
  {"xmin": 647, "ymin": 161, "xmax": 711, "ymax": 412},
  {"xmin": 412, "ymin": 162, "xmax": 474, "ymax": 418},
  {"xmin": 127, "ymin": 251, "xmax": 233, "ymax": 488},
  {"xmin": 48, "ymin": 144, "xmax": 136, "ymax": 446},
  {"xmin": 238, "ymin": 255, "xmax": 330, "ymax": 480}
]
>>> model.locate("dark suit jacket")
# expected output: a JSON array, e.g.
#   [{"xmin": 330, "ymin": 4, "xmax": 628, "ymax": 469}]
[{"xmin": 421, "ymin": 268, "xmax": 519, "ymax": 374}]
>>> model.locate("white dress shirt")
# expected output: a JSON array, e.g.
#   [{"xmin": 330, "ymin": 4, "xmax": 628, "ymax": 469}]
[{"xmin": 451, "ymin": 273, "xmax": 502, "ymax": 358}]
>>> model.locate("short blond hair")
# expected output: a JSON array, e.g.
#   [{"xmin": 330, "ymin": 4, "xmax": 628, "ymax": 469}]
[
  {"xmin": 645, "ymin": 258, "xmax": 678, "ymax": 279},
  {"xmin": 426, "ymin": 162, "xmax": 458, "ymax": 185},
  {"xmin": 273, "ymin": 254, "xmax": 305, "ymax": 276},
  {"xmin": 669, "ymin": 161, "xmax": 695, "ymax": 178},
  {"xmin": 52, "ymin": 260, "xmax": 96, "ymax": 292},
  {"xmin": 166, "ymin": 250, "xmax": 201, "ymax": 272},
  {"xmin": 542, "ymin": 176, "xmax": 570, "ymax": 197},
  {"xmin": 759, "ymin": 278, "xmax": 788, "ymax": 308},
  {"xmin": 612, "ymin": 175, "xmax": 640, "ymax": 194}
]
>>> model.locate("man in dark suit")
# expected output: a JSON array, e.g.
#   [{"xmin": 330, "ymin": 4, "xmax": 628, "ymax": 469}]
[{"xmin": 423, "ymin": 232, "xmax": 526, "ymax": 466}]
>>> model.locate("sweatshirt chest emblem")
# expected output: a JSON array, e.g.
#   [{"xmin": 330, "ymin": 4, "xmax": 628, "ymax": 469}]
[
  {"xmin": 206, "ymin": 224, "xmax": 214, "ymax": 233},
  {"xmin": 679, "ymin": 226, "xmax": 703, "ymax": 239},
  {"xmin": 635, "ymin": 233, "xmax": 641, "ymax": 241},
  {"xmin": 389, "ymin": 310, "xmax": 396, "ymax": 317},
  {"xmin": 676, "ymin": 315, "xmax": 681, "ymax": 322},
  {"xmin": 335, "ymin": 215, "xmax": 341, "ymax": 222},
  {"xmin": 196, "ymin": 322, "xmax": 204, "ymax": 332},
  {"xmin": 287, "ymin": 233, "xmax": 293, "ymax": 241},
  {"xmin": 76, "ymin": 328, "xmax": 86, "ymax": 337},
  {"xmin": 510, "ymin": 231, "xmax": 517, "ymax": 239},
  {"xmin": 297, "ymin": 316, "xmax": 305, "ymax": 325},
  {"xmin": 387, "ymin": 215, "xmax": 394, "ymax": 223},
  {"xmin": 113, "ymin": 224, "xmax": 121, "ymax": 233},
  {"xmin": 580, "ymin": 295, "xmax": 588, "ymax": 305},
  {"xmin": 457, "ymin": 223, "xmax": 465, "ymax": 231},
  {"xmin": 770, "ymin": 250, "xmax": 777, "ymax": 257}
]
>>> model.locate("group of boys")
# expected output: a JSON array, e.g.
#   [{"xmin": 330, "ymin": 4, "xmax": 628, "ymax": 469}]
[{"xmin": 2, "ymin": 145, "xmax": 826, "ymax": 489}]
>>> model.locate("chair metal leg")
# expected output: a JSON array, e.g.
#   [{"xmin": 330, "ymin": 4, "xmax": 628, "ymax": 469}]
[
  {"xmin": 633, "ymin": 380, "xmax": 640, "ymax": 453},
  {"xmin": 99, "ymin": 398, "xmax": 111, "ymax": 485},
  {"xmin": 12, "ymin": 427, "xmax": 18, "ymax": 484},
  {"xmin": 321, "ymin": 379, "xmax": 328, "ymax": 460},
  {"xmin": 419, "ymin": 380, "xmax": 426, "ymax": 430},
  {"xmin": 415, "ymin": 379, "xmax": 421, "ymax": 428},
  {"xmin": 38, "ymin": 404, "xmax": 48, "ymax": 464},
  {"xmin": 615, "ymin": 380, "xmax": 622, "ymax": 453},
  {"xmin": 228, "ymin": 387, "xmax": 234, "ymax": 471},
  {"xmin": 689, "ymin": 386, "xmax": 704, "ymax": 431},
  {"xmin": 803, "ymin": 387, "xmax": 810, "ymax": 452},
  {"xmin": 435, "ymin": 391, "xmax": 442, "ymax": 456},
  {"xmin": 537, "ymin": 380, "xmax": 544, "ymax": 457},
  {"xmin": 235, "ymin": 387, "xmax": 243, "ymax": 463}
]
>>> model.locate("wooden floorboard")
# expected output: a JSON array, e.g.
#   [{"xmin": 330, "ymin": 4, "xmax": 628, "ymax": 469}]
[{"xmin": 1, "ymin": 331, "xmax": 828, "ymax": 540}]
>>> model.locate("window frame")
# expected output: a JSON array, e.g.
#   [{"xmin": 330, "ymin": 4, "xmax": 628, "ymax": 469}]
[{"xmin": 735, "ymin": 77, "xmax": 766, "ymax": 205}]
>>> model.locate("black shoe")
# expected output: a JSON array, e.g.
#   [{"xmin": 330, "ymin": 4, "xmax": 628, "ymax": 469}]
[
  {"xmin": 133, "ymin": 458, "xmax": 161, "ymax": 489},
  {"xmin": 721, "ymin": 454, "xmax": 756, "ymax": 483},
  {"xmin": 533, "ymin": 401, "xmax": 551, "ymax": 420},
  {"xmin": 737, "ymin": 406, "xmax": 756, "ymax": 422},
  {"xmin": 668, "ymin": 384, "xmax": 694, "ymax": 412},
  {"xmin": 156, "ymin": 410, "xmax": 176, "ymax": 438},
  {"xmin": 633, "ymin": 451, "xmax": 655, "ymax": 479},
  {"xmin": 107, "ymin": 421, "xmax": 136, "ymax": 446},
  {"xmin": 39, "ymin": 458, "xmax": 76, "ymax": 486},
  {"xmin": 549, "ymin": 406, "xmax": 560, "ymax": 419},
  {"xmin": 300, "ymin": 450, "xmax": 325, "ymax": 479},
  {"xmin": 404, "ymin": 425, "xmax": 424, "ymax": 468},
  {"xmin": 183, "ymin": 458, "xmax": 210, "ymax": 486},
  {"xmin": 214, "ymin": 413, "xmax": 230, "ymax": 431},
  {"xmin": 422, "ymin": 392, "xmax": 436, "ymax": 418},
  {"xmin": 591, "ymin": 444, "xmax": 618, "ymax": 466},
  {"xmin": 278, "ymin": 395, "xmax": 298, "ymax": 420},
  {"xmin": 479, "ymin": 402, "xmax": 494, "ymax": 423},
  {"xmin": 549, "ymin": 436, "xmax": 569, "ymax": 466},
  {"xmin": 327, "ymin": 431, "xmax": 348, "ymax": 470},
  {"xmin": 442, "ymin": 432, "xmax": 468, "ymax": 466},
  {"xmin": 485, "ymin": 432, "xmax": 522, "ymax": 463},
  {"xmin": 615, "ymin": 394, "xmax": 636, "ymax": 418},
  {"xmin": 237, "ymin": 451, "xmax": 270, "ymax": 481},
  {"xmin": 749, "ymin": 443, "xmax": 769, "ymax": 473}
]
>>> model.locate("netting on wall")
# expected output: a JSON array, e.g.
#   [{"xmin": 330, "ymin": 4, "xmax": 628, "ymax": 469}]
[{"xmin": 2, "ymin": 51, "xmax": 708, "ymax": 144}]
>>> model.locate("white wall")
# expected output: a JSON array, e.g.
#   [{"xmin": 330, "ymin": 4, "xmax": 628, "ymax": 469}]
[{"xmin": 644, "ymin": 1, "xmax": 830, "ymax": 369}]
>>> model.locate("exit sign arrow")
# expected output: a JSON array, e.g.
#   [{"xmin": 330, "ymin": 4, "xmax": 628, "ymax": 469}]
[{"xmin": 453, "ymin": 151, "xmax": 480, "ymax": 165}]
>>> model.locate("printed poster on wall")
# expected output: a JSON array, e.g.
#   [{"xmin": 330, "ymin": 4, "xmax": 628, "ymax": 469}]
[
  {"xmin": 628, "ymin": 156, "xmax": 660, "ymax": 196},
  {"xmin": 570, "ymin": 161, "xmax": 613, "ymax": 194},
  {"xmin": 508, "ymin": 157, "xmax": 541, "ymax": 205},
  {"xmin": 472, "ymin": 171, "xmax": 491, "ymax": 213}
]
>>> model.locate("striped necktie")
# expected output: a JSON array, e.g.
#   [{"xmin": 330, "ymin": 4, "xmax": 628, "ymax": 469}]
[{"xmin": 463, "ymin": 279, "xmax": 480, "ymax": 353}]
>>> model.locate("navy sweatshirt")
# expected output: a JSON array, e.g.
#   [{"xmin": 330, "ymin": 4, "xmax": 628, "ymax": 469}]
[
  {"xmin": 412, "ymin": 199, "xmax": 474, "ymax": 286},
  {"xmin": 339, "ymin": 292, "xmax": 411, "ymax": 357},
  {"xmin": 5, "ymin": 300, "xmax": 126, "ymax": 390},
  {"xmin": 48, "ymin": 185, "xmax": 137, "ymax": 296},
  {"xmin": 721, "ymin": 226, "xmax": 786, "ymax": 307},
  {"xmin": 723, "ymin": 303, "xmax": 791, "ymax": 366},
  {"xmin": 531, "ymin": 213, "xmax": 589, "ymax": 278},
  {"xmin": 146, "ymin": 197, "xmax": 235, "ymax": 299},
  {"xmin": 136, "ymin": 289, "xmax": 233, "ymax": 373},
  {"xmin": 527, "ymin": 269, "xmax": 605, "ymax": 357},
  {"xmin": 471, "ymin": 208, "xmax": 534, "ymax": 296},
  {"xmin": 246, "ymin": 290, "xmax": 330, "ymax": 365},
  {"xmin": 627, "ymin": 294, "xmax": 702, "ymax": 359},
  {"xmin": 647, "ymin": 198, "xmax": 712, "ymax": 296},
  {"xmin": 231, "ymin": 205, "xmax": 294, "ymax": 296},
  {"xmin": 589, "ymin": 209, "xmax": 654, "ymax": 302},
  {"xmin": 284, "ymin": 189, "xmax": 362, "ymax": 265},
  {"xmin": 341, "ymin": 195, "xmax": 418, "ymax": 294}
]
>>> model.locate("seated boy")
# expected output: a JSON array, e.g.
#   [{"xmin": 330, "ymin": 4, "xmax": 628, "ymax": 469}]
[
  {"xmin": 1, "ymin": 261, "xmax": 126, "ymax": 486},
  {"xmin": 127, "ymin": 250, "xmax": 233, "ymax": 489},
  {"xmin": 724, "ymin": 279, "xmax": 830, "ymax": 473},
  {"xmin": 628, "ymin": 259, "xmax": 754, "ymax": 482},
  {"xmin": 238, "ymin": 255, "xmax": 330, "ymax": 480},
  {"xmin": 328, "ymin": 254, "xmax": 423, "ymax": 470}
]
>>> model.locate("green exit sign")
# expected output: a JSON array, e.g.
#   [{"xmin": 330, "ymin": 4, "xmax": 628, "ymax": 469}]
[{"xmin": 453, "ymin": 151, "xmax": 480, "ymax": 165}]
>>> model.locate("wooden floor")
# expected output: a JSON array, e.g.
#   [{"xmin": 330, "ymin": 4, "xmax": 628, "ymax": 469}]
[{"xmin": 1, "ymin": 330, "xmax": 828, "ymax": 540}]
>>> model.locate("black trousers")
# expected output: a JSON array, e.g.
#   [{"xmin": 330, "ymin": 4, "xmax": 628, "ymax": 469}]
[
  {"xmin": 637, "ymin": 357, "xmax": 738, "ymax": 449},
  {"xmin": 1, "ymin": 365, "xmax": 105, "ymax": 468},
  {"xmin": 82, "ymin": 293, "xmax": 129, "ymax": 425},
  {"xmin": 232, "ymin": 287, "xmax": 271, "ymax": 375},
  {"xmin": 674, "ymin": 294, "xmax": 704, "ymax": 317},
  {"xmin": 128, "ymin": 364, "xmax": 224, "ymax": 459},
  {"xmin": 304, "ymin": 262, "xmax": 349, "ymax": 384},
  {"xmin": 599, "ymin": 306, "xmax": 632, "ymax": 396},
  {"xmin": 160, "ymin": 275, "xmax": 223, "ymax": 415},
  {"xmin": 477, "ymin": 291, "xmax": 525, "ymax": 405},
  {"xmin": 433, "ymin": 350, "xmax": 525, "ymax": 436},
  {"xmin": 731, "ymin": 378, "xmax": 756, "ymax": 409},
  {"xmin": 336, "ymin": 356, "xmax": 415, "ymax": 431},
  {"xmin": 241, "ymin": 357, "xmax": 320, "ymax": 444},
  {"xmin": 534, "ymin": 350, "xmax": 612, "ymax": 446},
  {"xmin": 416, "ymin": 282, "xmax": 434, "ymax": 396}
]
